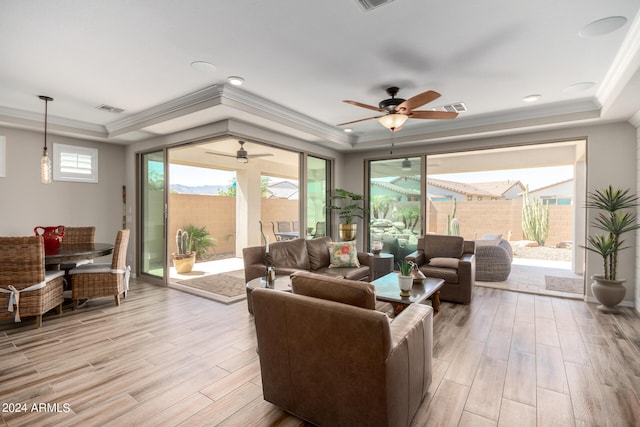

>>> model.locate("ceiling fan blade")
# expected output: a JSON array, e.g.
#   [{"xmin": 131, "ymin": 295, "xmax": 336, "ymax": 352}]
[
  {"xmin": 409, "ymin": 110, "xmax": 459, "ymax": 120},
  {"xmin": 247, "ymin": 153, "xmax": 274, "ymax": 158},
  {"xmin": 337, "ymin": 115, "xmax": 384, "ymax": 126},
  {"xmin": 206, "ymin": 151, "xmax": 237, "ymax": 158},
  {"xmin": 395, "ymin": 90, "xmax": 441, "ymax": 113},
  {"xmin": 343, "ymin": 100, "xmax": 386, "ymax": 112}
]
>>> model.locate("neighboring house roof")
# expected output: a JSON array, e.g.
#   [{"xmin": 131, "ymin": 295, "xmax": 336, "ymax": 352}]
[
  {"xmin": 372, "ymin": 181, "xmax": 421, "ymax": 197},
  {"xmin": 427, "ymin": 178, "xmax": 525, "ymax": 198},
  {"xmin": 267, "ymin": 180, "xmax": 298, "ymax": 199},
  {"xmin": 529, "ymin": 179, "xmax": 573, "ymax": 194}
]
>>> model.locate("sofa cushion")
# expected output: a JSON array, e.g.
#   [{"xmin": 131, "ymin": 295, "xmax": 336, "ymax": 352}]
[
  {"xmin": 419, "ymin": 266, "xmax": 459, "ymax": 284},
  {"xmin": 306, "ymin": 236, "xmax": 332, "ymax": 271},
  {"xmin": 313, "ymin": 265, "xmax": 370, "ymax": 281},
  {"xmin": 429, "ymin": 257, "xmax": 460, "ymax": 269},
  {"xmin": 290, "ymin": 271, "xmax": 375, "ymax": 309},
  {"xmin": 327, "ymin": 241, "xmax": 360, "ymax": 268},
  {"xmin": 267, "ymin": 238, "xmax": 310, "ymax": 270}
]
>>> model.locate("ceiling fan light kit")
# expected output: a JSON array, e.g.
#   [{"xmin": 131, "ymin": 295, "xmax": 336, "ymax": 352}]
[{"xmin": 338, "ymin": 86, "xmax": 458, "ymax": 131}]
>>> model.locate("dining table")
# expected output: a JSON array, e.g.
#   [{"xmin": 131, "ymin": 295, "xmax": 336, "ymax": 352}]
[{"xmin": 45, "ymin": 242, "xmax": 114, "ymax": 270}]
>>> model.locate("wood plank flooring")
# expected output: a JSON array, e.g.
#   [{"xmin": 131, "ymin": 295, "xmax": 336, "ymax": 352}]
[{"xmin": 1, "ymin": 279, "xmax": 639, "ymax": 426}]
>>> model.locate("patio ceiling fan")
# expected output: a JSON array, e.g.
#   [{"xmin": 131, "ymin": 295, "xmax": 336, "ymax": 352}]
[
  {"xmin": 206, "ymin": 140, "xmax": 273, "ymax": 164},
  {"xmin": 338, "ymin": 86, "xmax": 459, "ymax": 131}
]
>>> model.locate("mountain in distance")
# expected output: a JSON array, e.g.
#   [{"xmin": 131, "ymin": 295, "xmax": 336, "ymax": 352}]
[{"xmin": 170, "ymin": 184, "xmax": 230, "ymax": 195}]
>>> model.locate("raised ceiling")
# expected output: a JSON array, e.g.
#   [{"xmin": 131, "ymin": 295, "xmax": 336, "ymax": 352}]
[{"xmin": 1, "ymin": 0, "xmax": 640, "ymax": 151}]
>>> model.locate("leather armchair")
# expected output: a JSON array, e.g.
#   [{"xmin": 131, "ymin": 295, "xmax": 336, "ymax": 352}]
[
  {"xmin": 252, "ymin": 271, "xmax": 433, "ymax": 427},
  {"xmin": 405, "ymin": 234, "xmax": 476, "ymax": 304}
]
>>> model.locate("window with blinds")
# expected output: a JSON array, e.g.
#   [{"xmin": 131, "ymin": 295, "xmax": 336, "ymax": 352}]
[{"xmin": 52, "ymin": 143, "xmax": 98, "ymax": 183}]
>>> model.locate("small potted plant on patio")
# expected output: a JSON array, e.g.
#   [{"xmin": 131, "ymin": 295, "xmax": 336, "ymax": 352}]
[
  {"xmin": 397, "ymin": 260, "xmax": 413, "ymax": 296},
  {"xmin": 583, "ymin": 185, "xmax": 639, "ymax": 313},
  {"xmin": 172, "ymin": 228, "xmax": 196, "ymax": 274},
  {"xmin": 328, "ymin": 188, "xmax": 367, "ymax": 241},
  {"xmin": 182, "ymin": 224, "xmax": 217, "ymax": 260}
]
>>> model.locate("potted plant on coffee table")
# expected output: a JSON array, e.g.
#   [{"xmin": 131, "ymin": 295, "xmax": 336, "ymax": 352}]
[
  {"xmin": 172, "ymin": 228, "xmax": 196, "ymax": 274},
  {"xmin": 397, "ymin": 260, "xmax": 413, "ymax": 297},
  {"xmin": 583, "ymin": 185, "xmax": 639, "ymax": 313},
  {"xmin": 328, "ymin": 188, "xmax": 367, "ymax": 241}
]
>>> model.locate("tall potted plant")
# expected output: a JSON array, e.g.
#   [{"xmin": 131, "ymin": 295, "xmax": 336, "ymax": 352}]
[
  {"xmin": 328, "ymin": 188, "xmax": 367, "ymax": 241},
  {"xmin": 172, "ymin": 228, "xmax": 196, "ymax": 274},
  {"xmin": 583, "ymin": 185, "xmax": 639, "ymax": 313}
]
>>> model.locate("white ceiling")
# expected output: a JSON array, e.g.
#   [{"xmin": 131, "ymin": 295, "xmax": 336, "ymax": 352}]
[{"xmin": 2, "ymin": 0, "xmax": 640, "ymax": 152}]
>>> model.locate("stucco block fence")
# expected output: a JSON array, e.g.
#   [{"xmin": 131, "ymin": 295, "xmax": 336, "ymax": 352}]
[
  {"xmin": 169, "ymin": 195, "xmax": 573, "ymax": 259},
  {"xmin": 372, "ymin": 199, "xmax": 573, "ymax": 249},
  {"xmin": 169, "ymin": 194, "xmax": 298, "ymax": 257}
]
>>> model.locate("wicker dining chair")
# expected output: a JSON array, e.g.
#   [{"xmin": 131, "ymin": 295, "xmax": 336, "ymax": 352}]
[
  {"xmin": 0, "ymin": 236, "xmax": 65, "ymax": 328},
  {"xmin": 62, "ymin": 226, "xmax": 96, "ymax": 244},
  {"xmin": 60, "ymin": 226, "xmax": 96, "ymax": 270},
  {"xmin": 69, "ymin": 229, "xmax": 130, "ymax": 310}
]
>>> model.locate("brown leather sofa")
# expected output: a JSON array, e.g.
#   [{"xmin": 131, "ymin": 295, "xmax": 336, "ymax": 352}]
[
  {"xmin": 252, "ymin": 271, "xmax": 433, "ymax": 427},
  {"xmin": 405, "ymin": 234, "xmax": 476, "ymax": 304},
  {"xmin": 242, "ymin": 236, "xmax": 371, "ymax": 283}
]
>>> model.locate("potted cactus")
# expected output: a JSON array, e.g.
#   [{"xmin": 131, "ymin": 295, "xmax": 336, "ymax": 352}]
[{"xmin": 172, "ymin": 228, "xmax": 196, "ymax": 274}]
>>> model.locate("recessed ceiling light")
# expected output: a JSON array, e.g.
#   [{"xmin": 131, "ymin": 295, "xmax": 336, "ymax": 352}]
[
  {"xmin": 523, "ymin": 94, "xmax": 541, "ymax": 103},
  {"xmin": 190, "ymin": 61, "xmax": 217, "ymax": 73},
  {"xmin": 344, "ymin": 128, "xmax": 352, "ymax": 133},
  {"xmin": 563, "ymin": 82, "xmax": 596, "ymax": 93},
  {"xmin": 227, "ymin": 76, "xmax": 245, "ymax": 86},
  {"xmin": 579, "ymin": 16, "xmax": 627, "ymax": 38}
]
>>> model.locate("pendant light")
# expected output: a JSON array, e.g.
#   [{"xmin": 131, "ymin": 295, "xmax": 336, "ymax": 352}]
[{"xmin": 39, "ymin": 95, "xmax": 53, "ymax": 184}]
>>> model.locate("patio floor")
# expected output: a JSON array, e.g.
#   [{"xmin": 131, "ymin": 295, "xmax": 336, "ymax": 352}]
[{"xmin": 476, "ymin": 257, "xmax": 584, "ymax": 299}]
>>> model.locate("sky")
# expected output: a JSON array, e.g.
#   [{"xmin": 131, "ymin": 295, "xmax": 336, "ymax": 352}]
[{"xmin": 169, "ymin": 164, "xmax": 234, "ymax": 187}]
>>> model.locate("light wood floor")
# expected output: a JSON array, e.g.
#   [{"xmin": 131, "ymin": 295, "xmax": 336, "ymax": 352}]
[{"xmin": 1, "ymin": 279, "xmax": 639, "ymax": 426}]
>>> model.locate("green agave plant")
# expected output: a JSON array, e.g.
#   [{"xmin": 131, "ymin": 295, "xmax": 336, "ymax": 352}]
[{"xmin": 583, "ymin": 186, "xmax": 640, "ymax": 280}]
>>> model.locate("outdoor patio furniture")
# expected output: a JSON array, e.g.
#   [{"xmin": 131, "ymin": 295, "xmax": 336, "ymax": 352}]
[{"xmin": 475, "ymin": 238, "xmax": 513, "ymax": 282}]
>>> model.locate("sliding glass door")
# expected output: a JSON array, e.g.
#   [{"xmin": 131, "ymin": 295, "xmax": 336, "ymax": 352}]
[
  {"xmin": 306, "ymin": 155, "xmax": 330, "ymax": 238},
  {"xmin": 139, "ymin": 150, "xmax": 166, "ymax": 281},
  {"xmin": 368, "ymin": 156, "xmax": 423, "ymax": 260}
]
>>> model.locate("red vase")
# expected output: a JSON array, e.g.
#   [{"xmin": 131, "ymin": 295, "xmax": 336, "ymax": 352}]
[{"xmin": 34, "ymin": 225, "xmax": 65, "ymax": 254}]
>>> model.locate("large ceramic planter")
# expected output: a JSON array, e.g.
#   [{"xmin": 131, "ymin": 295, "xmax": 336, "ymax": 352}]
[
  {"xmin": 591, "ymin": 275, "xmax": 626, "ymax": 313},
  {"xmin": 172, "ymin": 253, "xmax": 196, "ymax": 274},
  {"xmin": 339, "ymin": 223, "xmax": 357, "ymax": 241}
]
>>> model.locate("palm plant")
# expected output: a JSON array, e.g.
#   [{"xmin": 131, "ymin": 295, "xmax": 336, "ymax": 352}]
[
  {"xmin": 182, "ymin": 224, "xmax": 217, "ymax": 260},
  {"xmin": 583, "ymin": 185, "xmax": 639, "ymax": 280}
]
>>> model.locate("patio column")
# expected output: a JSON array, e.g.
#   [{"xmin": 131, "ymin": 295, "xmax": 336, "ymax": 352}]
[{"xmin": 235, "ymin": 167, "xmax": 262, "ymax": 256}]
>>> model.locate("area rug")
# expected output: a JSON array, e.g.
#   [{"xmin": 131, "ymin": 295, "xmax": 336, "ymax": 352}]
[
  {"xmin": 544, "ymin": 275, "xmax": 584, "ymax": 294},
  {"xmin": 176, "ymin": 271, "xmax": 246, "ymax": 304}
]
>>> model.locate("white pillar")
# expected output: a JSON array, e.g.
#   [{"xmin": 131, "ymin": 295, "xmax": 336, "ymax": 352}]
[{"xmin": 235, "ymin": 167, "xmax": 262, "ymax": 256}]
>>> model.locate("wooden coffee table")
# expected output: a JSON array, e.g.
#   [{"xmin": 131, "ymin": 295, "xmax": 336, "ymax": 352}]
[
  {"xmin": 371, "ymin": 272, "xmax": 445, "ymax": 315},
  {"xmin": 245, "ymin": 276, "xmax": 292, "ymax": 314}
]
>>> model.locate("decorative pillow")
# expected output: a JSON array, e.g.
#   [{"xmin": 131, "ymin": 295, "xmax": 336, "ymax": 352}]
[
  {"xmin": 429, "ymin": 257, "xmax": 459, "ymax": 269},
  {"xmin": 327, "ymin": 241, "xmax": 360, "ymax": 268}
]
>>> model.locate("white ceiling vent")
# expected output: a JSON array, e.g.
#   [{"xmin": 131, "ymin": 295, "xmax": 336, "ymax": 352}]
[
  {"xmin": 433, "ymin": 102, "xmax": 468, "ymax": 113},
  {"xmin": 96, "ymin": 104, "xmax": 125, "ymax": 114},
  {"xmin": 355, "ymin": 0, "xmax": 396, "ymax": 12}
]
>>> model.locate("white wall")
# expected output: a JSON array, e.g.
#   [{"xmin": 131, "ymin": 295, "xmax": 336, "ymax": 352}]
[
  {"xmin": 343, "ymin": 122, "xmax": 638, "ymax": 306},
  {"xmin": 0, "ymin": 126, "xmax": 127, "ymax": 263}
]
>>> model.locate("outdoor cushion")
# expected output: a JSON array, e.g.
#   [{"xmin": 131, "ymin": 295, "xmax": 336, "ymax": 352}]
[
  {"xmin": 290, "ymin": 271, "xmax": 375, "ymax": 309},
  {"xmin": 327, "ymin": 241, "xmax": 360, "ymax": 268}
]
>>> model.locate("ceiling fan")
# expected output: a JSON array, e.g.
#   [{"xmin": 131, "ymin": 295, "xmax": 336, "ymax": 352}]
[
  {"xmin": 338, "ymin": 87, "xmax": 458, "ymax": 131},
  {"xmin": 206, "ymin": 140, "xmax": 273, "ymax": 164}
]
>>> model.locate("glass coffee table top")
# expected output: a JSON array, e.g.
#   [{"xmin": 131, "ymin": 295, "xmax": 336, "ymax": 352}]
[{"xmin": 371, "ymin": 272, "xmax": 445, "ymax": 313}]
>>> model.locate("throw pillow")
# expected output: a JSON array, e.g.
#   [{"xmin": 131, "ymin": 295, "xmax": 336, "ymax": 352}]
[
  {"xmin": 474, "ymin": 239, "xmax": 500, "ymax": 247},
  {"xmin": 327, "ymin": 241, "xmax": 360, "ymax": 268},
  {"xmin": 481, "ymin": 233, "xmax": 502, "ymax": 240},
  {"xmin": 429, "ymin": 257, "xmax": 459, "ymax": 269}
]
